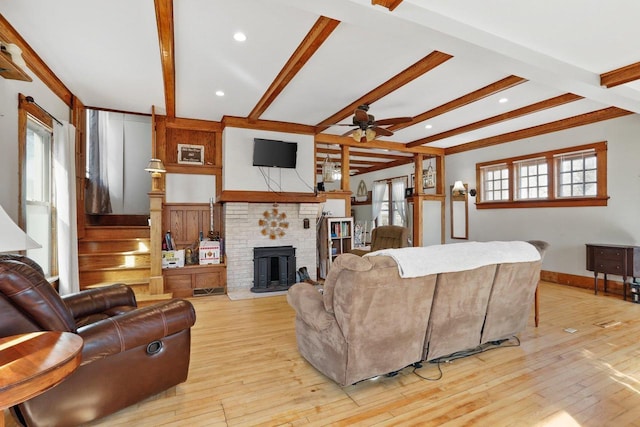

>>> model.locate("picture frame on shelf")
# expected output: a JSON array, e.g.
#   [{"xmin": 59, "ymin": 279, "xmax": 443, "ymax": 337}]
[{"xmin": 177, "ymin": 144, "xmax": 204, "ymax": 165}]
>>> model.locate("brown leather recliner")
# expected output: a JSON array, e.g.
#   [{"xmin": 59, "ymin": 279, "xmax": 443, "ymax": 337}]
[
  {"xmin": 350, "ymin": 225, "xmax": 409, "ymax": 256},
  {"xmin": 0, "ymin": 255, "xmax": 197, "ymax": 427}
]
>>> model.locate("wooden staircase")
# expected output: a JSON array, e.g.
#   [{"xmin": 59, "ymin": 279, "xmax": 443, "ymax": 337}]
[{"xmin": 78, "ymin": 226, "xmax": 172, "ymax": 304}]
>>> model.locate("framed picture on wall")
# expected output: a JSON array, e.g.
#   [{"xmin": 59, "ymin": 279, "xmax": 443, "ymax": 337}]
[{"xmin": 177, "ymin": 144, "xmax": 204, "ymax": 165}]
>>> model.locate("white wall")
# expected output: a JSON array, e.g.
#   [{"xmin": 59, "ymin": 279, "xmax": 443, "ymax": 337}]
[
  {"xmin": 0, "ymin": 71, "xmax": 69, "ymax": 222},
  {"xmin": 444, "ymin": 114, "xmax": 640, "ymax": 279},
  {"xmin": 223, "ymin": 127, "xmax": 315, "ymax": 193}
]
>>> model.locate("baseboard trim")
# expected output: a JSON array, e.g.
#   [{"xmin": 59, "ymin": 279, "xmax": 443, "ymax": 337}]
[{"xmin": 541, "ymin": 269, "xmax": 627, "ymax": 296}]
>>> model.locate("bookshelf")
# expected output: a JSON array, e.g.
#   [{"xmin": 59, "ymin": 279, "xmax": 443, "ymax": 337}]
[{"xmin": 319, "ymin": 217, "xmax": 354, "ymax": 278}]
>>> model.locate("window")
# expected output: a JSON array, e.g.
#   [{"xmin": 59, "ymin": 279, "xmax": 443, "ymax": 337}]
[
  {"xmin": 375, "ymin": 176, "xmax": 408, "ymax": 226},
  {"xmin": 515, "ymin": 157, "xmax": 547, "ymax": 200},
  {"xmin": 481, "ymin": 163, "xmax": 509, "ymax": 201},
  {"xmin": 556, "ymin": 150, "xmax": 598, "ymax": 197},
  {"xmin": 19, "ymin": 95, "xmax": 57, "ymax": 277},
  {"xmin": 476, "ymin": 142, "xmax": 607, "ymax": 209}
]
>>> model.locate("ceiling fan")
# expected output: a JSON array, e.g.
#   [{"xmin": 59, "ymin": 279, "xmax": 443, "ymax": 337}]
[{"xmin": 333, "ymin": 104, "xmax": 412, "ymax": 143}]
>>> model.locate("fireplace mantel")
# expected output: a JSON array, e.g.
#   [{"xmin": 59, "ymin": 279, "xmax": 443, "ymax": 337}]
[{"xmin": 218, "ymin": 190, "xmax": 327, "ymax": 204}]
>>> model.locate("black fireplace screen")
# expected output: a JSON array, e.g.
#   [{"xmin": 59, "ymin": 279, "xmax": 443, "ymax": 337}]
[{"xmin": 252, "ymin": 246, "xmax": 296, "ymax": 292}]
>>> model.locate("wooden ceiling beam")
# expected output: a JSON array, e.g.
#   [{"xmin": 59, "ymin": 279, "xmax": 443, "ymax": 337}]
[
  {"xmin": 371, "ymin": 0, "xmax": 403, "ymax": 11},
  {"xmin": 248, "ymin": 16, "xmax": 339, "ymax": 121},
  {"xmin": 154, "ymin": 0, "xmax": 176, "ymax": 118},
  {"xmin": 315, "ymin": 156, "xmax": 385, "ymax": 166},
  {"xmin": 352, "ymin": 157, "xmax": 414, "ymax": 176},
  {"xmin": 0, "ymin": 15, "xmax": 73, "ymax": 107},
  {"xmin": 445, "ymin": 107, "xmax": 633, "ymax": 155},
  {"xmin": 600, "ymin": 61, "xmax": 640, "ymax": 88},
  {"xmin": 316, "ymin": 133, "xmax": 444, "ymax": 156},
  {"xmin": 315, "ymin": 51, "xmax": 453, "ymax": 132},
  {"xmin": 391, "ymin": 75, "xmax": 527, "ymax": 134},
  {"xmin": 316, "ymin": 147, "xmax": 410, "ymax": 161},
  {"xmin": 406, "ymin": 93, "xmax": 583, "ymax": 148},
  {"xmin": 223, "ymin": 116, "xmax": 316, "ymax": 134}
]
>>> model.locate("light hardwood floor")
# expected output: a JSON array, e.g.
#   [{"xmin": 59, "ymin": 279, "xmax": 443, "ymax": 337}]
[{"xmin": 5, "ymin": 282, "xmax": 640, "ymax": 426}]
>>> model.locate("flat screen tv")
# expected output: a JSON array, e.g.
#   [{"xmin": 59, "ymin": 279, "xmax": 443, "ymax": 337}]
[{"xmin": 252, "ymin": 138, "xmax": 297, "ymax": 169}]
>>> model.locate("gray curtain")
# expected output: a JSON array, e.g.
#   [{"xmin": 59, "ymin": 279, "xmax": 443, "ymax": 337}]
[{"xmin": 85, "ymin": 109, "xmax": 112, "ymax": 214}]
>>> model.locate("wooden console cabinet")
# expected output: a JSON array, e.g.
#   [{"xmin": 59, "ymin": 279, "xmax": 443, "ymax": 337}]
[
  {"xmin": 163, "ymin": 261, "xmax": 227, "ymax": 298},
  {"xmin": 162, "ymin": 203, "xmax": 226, "ymax": 296},
  {"xmin": 586, "ymin": 243, "xmax": 640, "ymax": 301}
]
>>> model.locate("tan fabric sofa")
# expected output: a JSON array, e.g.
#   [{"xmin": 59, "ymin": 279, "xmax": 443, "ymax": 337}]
[{"xmin": 287, "ymin": 241, "xmax": 546, "ymax": 386}]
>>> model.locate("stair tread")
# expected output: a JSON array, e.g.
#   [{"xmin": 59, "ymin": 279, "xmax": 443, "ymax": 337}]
[
  {"xmin": 80, "ymin": 265, "xmax": 150, "ymax": 271},
  {"xmin": 78, "ymin": 250, "xmax": 150, "ymax": 257},
  {"xmin": 135, "ymin": 293, "xmax": 173, "ymax": 302},
  {"xmin": 86, "ymin": 225, "xmax": 150, "ymax": 229},
  {"xmin": 85, "ymin": 278, "xmax": 150, "ymax": 288}
]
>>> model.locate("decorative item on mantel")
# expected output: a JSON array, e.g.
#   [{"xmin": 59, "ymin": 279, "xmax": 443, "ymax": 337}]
[{"xmin": 259, "ymin": 204, "xmax": 289, "ymax": 239}]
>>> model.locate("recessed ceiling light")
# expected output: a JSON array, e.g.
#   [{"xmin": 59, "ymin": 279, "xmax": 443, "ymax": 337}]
[
  {"xmin": 215, "ymin": 90, "xmax": 225, "ymax": 97},
  {"xmin": 425, "ymin": 124, "xmax": 433, "ymax": 129},
  {"xmin": 499, "ymin": 97, "xmax": 508, "ymax": 103},
  {"xmin": 233, "ymin": 32, "xmax": 247, "ymax": 42}
]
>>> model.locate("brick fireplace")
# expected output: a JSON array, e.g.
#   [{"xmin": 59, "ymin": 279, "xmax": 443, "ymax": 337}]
[{"xmin": 224, "ymin": 202, "xmax": 319, "ymax": 292}]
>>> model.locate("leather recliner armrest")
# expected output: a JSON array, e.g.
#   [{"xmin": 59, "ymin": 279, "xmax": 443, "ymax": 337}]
[
  {"xmin": 77, "ymin": 298, "xmax": 196, "ymax": 365},
  {"xmin": 287, "ymin": 283, "xmax": 334, "ymax": 332},
  {"xmin": 62, "ymin": 284, "xmax": 137, "ymax": 319}
]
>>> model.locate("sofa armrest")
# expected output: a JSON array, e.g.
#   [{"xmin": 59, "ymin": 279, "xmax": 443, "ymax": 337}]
[
  {"xmin": 62, "ymin": 284, "xmax": 137, "ymax": 319},
  {"xmin": 287, "ymin": 283, "xmax": 334, "ymax": 332},
  {"xmin": 349, "ymin": 248, "xmax": 370, "ymax": 257},
  {"xmin": 77, "ymin": 298, "xmax": 196, "ymax": 365}
]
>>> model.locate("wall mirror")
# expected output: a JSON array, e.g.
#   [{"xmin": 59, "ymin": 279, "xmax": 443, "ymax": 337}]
[{"xmin": 450, "ymin": 183, "xmax": 468, "ymax": 239}]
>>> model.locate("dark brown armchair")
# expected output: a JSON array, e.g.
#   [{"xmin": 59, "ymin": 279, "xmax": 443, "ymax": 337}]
[
  {"xmin": 0, "ymin": 255, "xmax": 196, "ymax": 427},
  {"xmin": 350, "ymin": 225, "xmax": 409, "ymax": 256}
]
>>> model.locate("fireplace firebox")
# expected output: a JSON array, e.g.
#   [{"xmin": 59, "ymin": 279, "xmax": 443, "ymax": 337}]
[{"xmin": 252, "ymin": 246, "xmax": 296, "ymax": 292}]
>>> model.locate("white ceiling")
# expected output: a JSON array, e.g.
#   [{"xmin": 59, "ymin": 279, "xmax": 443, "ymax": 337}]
[{"xmin": 2, "ymin": 0, "xmax": 639, "ymax": 156}]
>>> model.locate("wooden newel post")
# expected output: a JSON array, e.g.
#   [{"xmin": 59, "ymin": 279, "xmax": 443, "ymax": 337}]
[{"xmin": 149, "ymin": 189, "xmax": 165, "ymax": 295}]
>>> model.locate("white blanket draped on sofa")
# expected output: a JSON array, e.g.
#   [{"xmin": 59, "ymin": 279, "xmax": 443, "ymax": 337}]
[{"xmin": 366, "ymin": 241, "xmax": 541, "ymax": 278}]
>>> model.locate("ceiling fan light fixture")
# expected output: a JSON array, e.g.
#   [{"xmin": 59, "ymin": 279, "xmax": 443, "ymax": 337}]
[
  {"xmin": 365, "ymin": 128, "xmax": 376, "ymax": 141},
  {"xmin": 352, "ymin": 129, "xmax": 363, "ymax": 142}
]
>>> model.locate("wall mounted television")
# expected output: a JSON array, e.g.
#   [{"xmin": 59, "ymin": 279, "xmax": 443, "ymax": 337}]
[{"xmin": 252, "ymin": 138, "xmax": 297, "ymax": 169}]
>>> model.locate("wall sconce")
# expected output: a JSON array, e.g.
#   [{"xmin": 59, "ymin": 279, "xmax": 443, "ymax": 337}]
[
  {"xmin": 452, "ymin": 180, "xmax": 466, "ymax": 196},
  {"xmin": 145, "ymin": 158, "xmax": 166, "ymax": 192}
]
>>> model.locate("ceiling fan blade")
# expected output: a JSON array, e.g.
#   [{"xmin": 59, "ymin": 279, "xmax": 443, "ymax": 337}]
[
  {"xmin": 372, "ymin": 126, "xmax": 394, "ymax": 137},
  {"xmin": 341, "ymin": 128, "xmax": 357, "ymax": 137},
  {"xmin": 374, "ymin": 117, "xmax": 412, "ymax": 126}
]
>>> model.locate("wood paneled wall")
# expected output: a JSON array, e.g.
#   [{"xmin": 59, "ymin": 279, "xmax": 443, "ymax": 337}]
[
  {"xmin": 163, "ymin": 203, "xmax": 223, "ymax": 248},
  {"xmin": 154, "ymin": 116, "xmax": 223, "ymax": 198}
]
